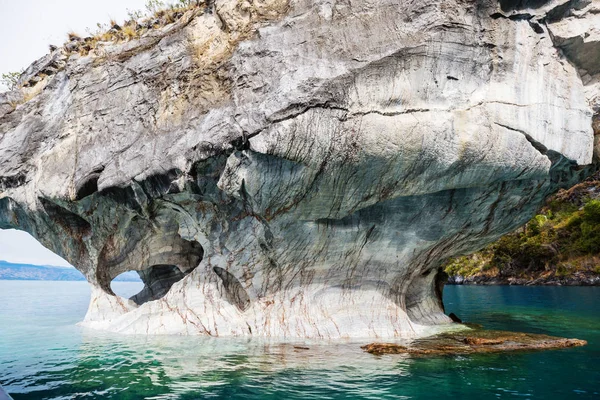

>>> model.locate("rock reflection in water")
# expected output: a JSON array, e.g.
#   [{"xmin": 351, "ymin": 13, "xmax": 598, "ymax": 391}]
[{"xmin": 73, "ymin": 332, "xmax": 414, "ymax": 398}]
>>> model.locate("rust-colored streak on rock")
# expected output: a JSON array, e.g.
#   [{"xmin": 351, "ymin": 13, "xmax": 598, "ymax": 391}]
[{"xmin": 362, "ymin": 330, "xmax": 587, "ymax": 356}]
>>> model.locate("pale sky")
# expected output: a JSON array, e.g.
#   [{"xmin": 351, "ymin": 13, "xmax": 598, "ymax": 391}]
[
  {"xmin": 0, "ymin": 0, "xmax": 149, "ymax": 91},
  {"xmin": 0, "ymin": 0, "xmax": 151, "ymax": 265},
  {"xmin": 0, "ymin": 229, "xmax": 72, "ymax": 267}
]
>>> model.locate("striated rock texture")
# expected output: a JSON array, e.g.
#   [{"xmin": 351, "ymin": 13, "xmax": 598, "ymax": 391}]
[
  {"xmin": 361, "ymin": 330, "xmax": 588, "ymax": 356},
  {"xmin": 0, "ymin": 0, "xmax": 599, "ymax": 338}
]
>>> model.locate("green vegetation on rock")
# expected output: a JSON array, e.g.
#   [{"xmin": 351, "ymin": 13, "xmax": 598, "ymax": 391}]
[
  {"xmin": 445, "ymin": 176, "xmax": 600, "ymax": 283},
  {"xmin": 1, "ymin": 71, "xmax": 22, "ymax": 91}
]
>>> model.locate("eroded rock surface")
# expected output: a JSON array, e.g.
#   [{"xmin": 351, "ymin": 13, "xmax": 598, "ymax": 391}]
[
  {"xmin": 361, "ymin": 329, "xmax": 588, "ymax": 356},
  {"xmin": 0, "ymin": 0, "xmax": 599, "ymax": 338}
]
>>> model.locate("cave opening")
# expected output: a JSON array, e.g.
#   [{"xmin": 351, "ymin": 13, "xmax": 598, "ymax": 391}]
[
  {"xmin": 131, "ymin": 264, "xmax": 188, "ymax": 305},
  {"xmin": 110, "ymin": 260, "xmax": 202, "ymax": 306},
  {"xmin": 103, "ymin": 235, "xmax": 204, "ymax": 305},
  {"xmin": 109, "ymin": 271, "xmax": 144, "ymax": 299}
]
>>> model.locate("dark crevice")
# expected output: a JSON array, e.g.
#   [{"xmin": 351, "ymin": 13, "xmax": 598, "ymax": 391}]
[
  {"xmin": 99, "ymin": 185, "xmax": 145, "ymax": 214},
  {"xmin": 0, "ymin": 171, "xmax": 27, "ymax": 191},
  {"xmin": 267, "ymin": 101, "xmax": 349, "ymax": 125},
  {"xmin": 493, "ymin": 124, "xmax": 582, "ymax": 187},
  {"xmin": 137, "ymin": 169, "xmax": 184, "ymax": 198},
  {"xmin": 493, "ymin": 122, "xmax": 561, "ymax": 161},
  {"xmin": 499, "ymin": 0, "xmax": 551, "ymax": 12},
  {"xmin": 76, "ymin": 175, "xmax": 100, "ymax": 200},
  {"xmin": 97, "ymin": 168, "xmax": 185, "ymax": 213},
  {"xmin": 544, "ymin": 0, "xmax": 591, "ymax": 23},
  {"xmin": 490, "ymin": 11, "xmax": 534, "ymax": 20},
  {"xmin": 231, "ymin": 133, "xmax": 252, "ymax": 151},
  {"xmin": 204, "ymin": 0, "xmax": 215, "ymax": 14},
  {"xmin": 213, "ymin": 266, "xmax": 251, "ymax": 312},
  {"xmin": 435, "ymin": 268, "xmax": 448, "ymax": 313},
  {"xmin": 528, "ymin": 21, "xmax": 544, "ymax": 34},
  {"xmin": 187, "ymin": 154, "xmax": 229, "ymax": 200},
  {"xmin": 75, "ymin": 166, "xmax": 105, "ymax": 200},
  {"xmin": 130, "ymin": 264, "xmax": 187, "ymax": 305}
]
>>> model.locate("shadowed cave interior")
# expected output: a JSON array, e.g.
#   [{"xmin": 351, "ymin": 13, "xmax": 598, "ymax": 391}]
[
  {"xmin": 108, "ymin": 237, "xmax": 205, "ymax": 305},
  {"xmin": 130, "ymin": 264, "xmax": 187, "ymax": 305}
]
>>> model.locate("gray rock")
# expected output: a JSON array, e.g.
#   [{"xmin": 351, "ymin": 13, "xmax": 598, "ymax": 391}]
[{"xmin": 0, "ymin": 0, "xmax": 598, "ymax": 338}]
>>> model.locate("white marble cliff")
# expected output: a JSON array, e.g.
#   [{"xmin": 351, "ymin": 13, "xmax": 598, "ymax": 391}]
[{"xmin": 0, "ymin": 0, "xmax": 599, "ymax": 338}]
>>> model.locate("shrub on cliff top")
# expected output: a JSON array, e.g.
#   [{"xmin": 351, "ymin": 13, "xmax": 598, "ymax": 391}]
[
  {"xmin": 1, "ymin": 71, "xmax": 22, "ymax": 91},
  {"xmin": 68, "ymin": 0, "xmax": 204, "ymax": 56}
]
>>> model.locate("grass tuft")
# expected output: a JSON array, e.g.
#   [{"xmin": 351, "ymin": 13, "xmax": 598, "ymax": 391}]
[
  {"xmin": 67, "ymin": 31, "xmax": 81, "ymax": 41},
  {"xmin": 60, "ymin": 0, "xmax": 204, "ymax": 56}
]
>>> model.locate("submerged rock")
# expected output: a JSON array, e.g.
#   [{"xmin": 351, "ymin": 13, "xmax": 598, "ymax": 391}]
[
  {"xmin": 362, "ymin": 329, "xmax": 588, "ymax": 356},
  {"xmin": 0, "ymin": 0, "xmax": 599, "ymax": 338}
]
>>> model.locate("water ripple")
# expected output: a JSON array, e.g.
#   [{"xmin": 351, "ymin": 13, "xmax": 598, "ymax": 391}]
[{"xmin": 1, "ymin": 282, "xmax": 599, "ymax": 399}]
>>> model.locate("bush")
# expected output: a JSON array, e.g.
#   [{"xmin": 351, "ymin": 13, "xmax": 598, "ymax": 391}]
[
  {"xmin": 527, "ymin": 214, "xmax": 548, "ymax": 237},
  {"xmin": 556, "ymin": 263, "xmax": 569, "ymax": 277},
  {"xmin": 444, "ymin": 252, "xmax": 491, "ymax": 277},
  {"xmin": 1, "ymin": 71, "xmax": 22, "ymax": 91},
  {"xmin": 145, "ymin": 0, "xmax": 166, "ymax": 14},
  {"xmin": 582, "ymin": 199, "xmax": 600, "ymax": 224}
]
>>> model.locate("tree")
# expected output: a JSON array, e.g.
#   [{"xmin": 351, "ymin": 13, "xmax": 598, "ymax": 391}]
[{"xmin": 1, "ymin": 71, "xmax": 22, "ymax": 91}]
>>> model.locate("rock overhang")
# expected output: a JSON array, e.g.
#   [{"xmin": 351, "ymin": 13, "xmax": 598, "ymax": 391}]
[{"xmin": 0, "ymin": 0, "xmax": 598, "ymax": 338}]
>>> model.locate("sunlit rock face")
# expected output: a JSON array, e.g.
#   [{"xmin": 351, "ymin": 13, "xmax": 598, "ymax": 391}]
[{"xmin": 0, "ymin": 0, "xmax": 598, "ymax": 338}]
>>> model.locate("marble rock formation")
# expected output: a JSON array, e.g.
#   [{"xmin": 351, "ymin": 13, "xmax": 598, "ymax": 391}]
[{"xmin": 0, "ymin": 0, "xmax": 598, "ymax": 338}]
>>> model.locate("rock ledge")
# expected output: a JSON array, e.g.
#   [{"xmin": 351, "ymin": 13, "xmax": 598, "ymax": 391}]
[{"xmin": 362, "ymin": 329, "xmax": 587, "ymax": 356}]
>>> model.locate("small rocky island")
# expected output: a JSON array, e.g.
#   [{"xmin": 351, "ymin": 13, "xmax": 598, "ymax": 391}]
[
  {"xmin": 362, "ymin": 329, "xmax": 587, "ymax": 356},
  {"xmin": 0, "ymin": 0, "xmax": 598, "ymax": 338}
]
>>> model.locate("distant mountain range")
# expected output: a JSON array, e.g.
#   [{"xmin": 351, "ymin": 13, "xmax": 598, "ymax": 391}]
[{"xmin": 0, "ymin": 260, "xmax": 141, "ymax": 281}]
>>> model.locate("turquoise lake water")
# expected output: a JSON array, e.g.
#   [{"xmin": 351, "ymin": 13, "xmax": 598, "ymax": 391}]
[{"xmin": 0, "ymin": 281, "xmax": 598, "ymax": 399}]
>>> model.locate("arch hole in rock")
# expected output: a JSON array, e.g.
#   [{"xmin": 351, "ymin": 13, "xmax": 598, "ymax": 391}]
[
  {"xmin": 103, "ymin": 237, "xmax": 203, "ymax": 305},
  {"xmin": 110, "ymin": 264, "xmax": 198, "ymax": 305},
  {"xmin": 110, "ymin": 271, "xmax": 144, "ymax": 299}
]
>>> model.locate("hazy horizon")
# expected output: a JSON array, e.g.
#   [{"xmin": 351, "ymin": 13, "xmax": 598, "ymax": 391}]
[{"xmin": 0, "ymin": 258, "xmax": 72, "ymax": 268}]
